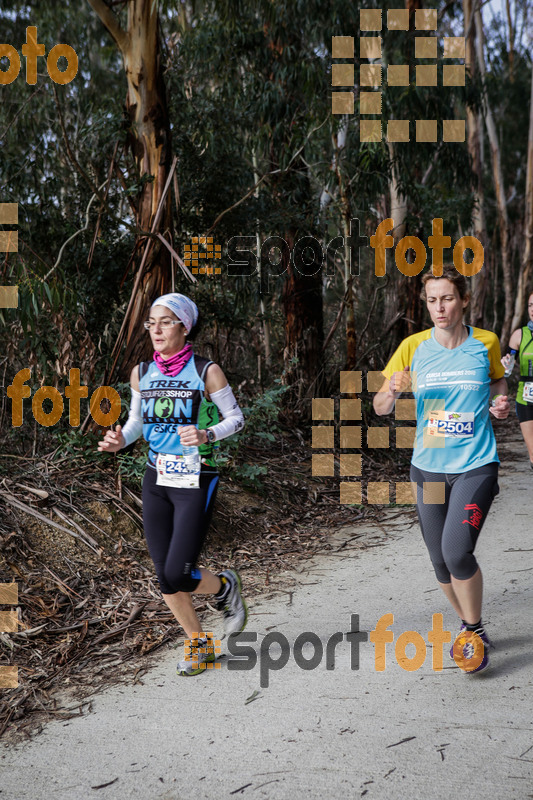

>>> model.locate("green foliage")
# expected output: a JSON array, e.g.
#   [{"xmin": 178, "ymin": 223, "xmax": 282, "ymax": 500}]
[
  {"xmin": 52, "ymin": 429, "xmax": 103, "ymax": 469},
  {"xmin": 217, "ymin": 380, "xmax": 289, "ymax": 489},
  {"xmin": 116, "ymin": 443, "xmax": 150, "ymax": 485},
  {"xmin": 1, "ymin": 0, "xmax": 531, "ymax": 475},
  {"xmin": 0, "ymin": 0, "xmax": 133, "ymax": 385}
]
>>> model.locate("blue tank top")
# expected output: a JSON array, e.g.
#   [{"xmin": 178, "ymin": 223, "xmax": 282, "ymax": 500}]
[
  {"xmin": 383, "ymin": 326, "xmax": 505, "ymax": 473},
  {"xmin": 139, "ymin": 354, "xmax": 214, "ymax": 468}
]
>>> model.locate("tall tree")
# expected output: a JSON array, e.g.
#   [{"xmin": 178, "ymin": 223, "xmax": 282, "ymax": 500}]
[
  {"xmin": 331, "ymin": 118, "xmax": 357, "ymax": 371},
  {"xmin": 253, "ymin": 8, "xmax": 327, "ymax": 412},
  {"xmin": 87, "ymin": 0, "xmax": 173, "ymax": 378},
  {"xmin": 474, "ymin": 5, "xmax": 513, "ymax": 345},
  {"xmin": 510, "ymin": 66, "xmax": 533, "ymax": 332},
  {"xmin": 465, "ymin": 0, "xmax": 488, "ymax": 328}
]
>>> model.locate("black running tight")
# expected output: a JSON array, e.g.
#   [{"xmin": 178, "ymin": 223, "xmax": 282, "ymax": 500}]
[
  {"xmin": 141, "ymin": 467, "xmax": 219, "ymax": 594},
  {"xmin": 410, "ymin": 462, "xmax": 499, "ymax": 583}
]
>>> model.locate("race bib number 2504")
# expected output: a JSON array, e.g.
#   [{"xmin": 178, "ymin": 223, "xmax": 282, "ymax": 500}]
[{"xmin": 427, "ymin": 411, "xmax": 475, "ymax": 438}]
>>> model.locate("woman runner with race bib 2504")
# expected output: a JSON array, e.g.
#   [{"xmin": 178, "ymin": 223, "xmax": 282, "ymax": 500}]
[
  {"xmin": 98, "ymin": 293, "xmax": 247, "ymax": 676},
  {"xmin": 374, "ymin": 266, "xmax": 510, "ymax": 674}
]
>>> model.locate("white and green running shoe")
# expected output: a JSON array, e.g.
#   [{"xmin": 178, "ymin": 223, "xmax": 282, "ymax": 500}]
[
  {"xmin": 216, "ymin": 569, "xmax": 248, "ymax": 635},
  {"xmin": 176, "ymin": 637, "xmax": 216, "ymax": 677}
]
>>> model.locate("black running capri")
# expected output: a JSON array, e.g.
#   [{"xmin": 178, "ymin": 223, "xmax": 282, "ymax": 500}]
[
  {"xmin": 142, "ymin": 466, "xmax": 219, "ymax": 594},
  {"xmin": 516, "ymin": 401, "xmax": 533, "ymax": 423},
  {"xmin": 409, "ymin": 462, "xmax": 499, "ymax": 584}
]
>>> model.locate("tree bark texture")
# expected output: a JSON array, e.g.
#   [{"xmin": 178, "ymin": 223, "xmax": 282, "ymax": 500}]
[
  {"xmin": 282, "ymin": 235, "xmax": 324, "ymax": 413},
  {"xmin": 474, "ymin": 7, "xmax": 513, "ymax": 345},
  {"xmin": 333, "ymin": 122, "xmax": 357, "ymax": 371},
  {"xmin": 388, "ymin": 143, "xmax": 408, "ymax": 245},
  {"xmin": 261, "ymin": 22, "xmax": 324, "ymax": 412},
  {"xmin": 510, "ymin": 67, "xmax": 533, "ymax": 332},
  {"xmin": 87, "ymin": 0, "xmax": 172, "ymax": 378},
  {"xmin": 465, "ymin": 0, "xmax": 488, "ymax": 328}
]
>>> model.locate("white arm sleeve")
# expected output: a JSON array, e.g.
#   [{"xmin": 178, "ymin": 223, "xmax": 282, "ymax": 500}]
[
  {"xmin": 121, "ymin": 389, "xmax": 143, "ymax": 448},
  {"xmin": 207, "ymin": 384, "xmax": 245, "ymax": 441}
]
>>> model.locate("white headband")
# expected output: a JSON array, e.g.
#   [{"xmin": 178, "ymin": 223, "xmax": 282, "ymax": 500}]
[{"xmin": 151, "ymin": 293, "xmax": 198, "ymax": 334}]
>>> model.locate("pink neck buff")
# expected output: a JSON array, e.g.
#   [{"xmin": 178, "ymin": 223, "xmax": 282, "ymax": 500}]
[{"xmin": 153, "ymin": 343, "xmax": 193, "ymax": 376}]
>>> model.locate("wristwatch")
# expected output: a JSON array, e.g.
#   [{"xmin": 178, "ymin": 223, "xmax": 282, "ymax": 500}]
[{"xmin": 203, "ymin": 428, "xmax": 216, "ymax": 444}]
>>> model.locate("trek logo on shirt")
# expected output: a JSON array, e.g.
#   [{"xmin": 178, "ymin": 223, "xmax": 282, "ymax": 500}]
[
  {"xmin": 147, "ymin": 379, "xmax": 191, "ymax": 389},
  {"xmin": 463, "ymin": 503, "xmax": 483, "ymax": 530}
]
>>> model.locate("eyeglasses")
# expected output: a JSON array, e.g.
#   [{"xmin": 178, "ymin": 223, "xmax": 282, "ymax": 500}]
[{"xmin": 143, "ymin": 319, "xmax": 182, "ymax": 331}]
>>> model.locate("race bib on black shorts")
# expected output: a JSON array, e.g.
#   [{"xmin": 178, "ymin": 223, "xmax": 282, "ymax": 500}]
[{"xmin": 156, "ymin": 452, "xmax": 200, "ymax": 488}]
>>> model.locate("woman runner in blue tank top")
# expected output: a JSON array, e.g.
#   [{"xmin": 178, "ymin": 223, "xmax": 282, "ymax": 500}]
[
  {"xmin": 374, "ymin": 267, "xmax": 510, "ymax": 674},
  {"xmin": 98, "ymin": 293, "xmax": 247, "ymax": 676}
]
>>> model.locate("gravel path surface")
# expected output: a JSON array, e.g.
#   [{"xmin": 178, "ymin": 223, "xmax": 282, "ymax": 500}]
[{"xmin": 2, "ymin": 430, "xmax": 532, "ymax": 800}]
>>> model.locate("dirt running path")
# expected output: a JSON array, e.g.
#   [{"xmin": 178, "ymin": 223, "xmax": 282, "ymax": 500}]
[{"xmin": 2, "ymin": 429, "xmax": 532, "ymax": 799}]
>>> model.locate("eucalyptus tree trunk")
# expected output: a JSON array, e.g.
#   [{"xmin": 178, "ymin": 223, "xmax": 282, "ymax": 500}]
[
  {"xmin": 281, "ymin": 228, "xmax": 324, "ymax": 412},
  {"xmin": 260, "ymin": 21, "xmax": 324, "ymax": 413},
  {"xmin": 397, "ymin": 0, "xmax": 424, "ymax": 340},
  {"xmin": 388, "ymin": 143, "xmax": 407, "ymax": 245},
  {"xmin": 510, "ymin": 69, "xmax": 533, "ymax": 332},
  {"xmin": 474, "ymin": 6, "xmax": 513, "ymax": 345},
  {"xmin": 333, "ymin": 117, "xmax": 357, "ymax": 370},
  {"xmin": 465, "ymin": 0, "xmax": 488, "ymax": 327},
  {"xmin": 505, "ymin": 0, "xmax": 515, "ymax": 81},
  {"xmin": 87, "ymin": 0, "xmax": 173, "ymax": 377},
  {"xmin": 252, "ymin": 150, "xmax": 272, "ymax": 366}
]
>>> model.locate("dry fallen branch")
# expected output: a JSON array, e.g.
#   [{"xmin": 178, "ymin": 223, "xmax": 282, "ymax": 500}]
[
  {"xmin": 0, "ymin": 424, "xmax": 413, "ymax": 742},
  {"xmin": 0, "ymin": 492, "xmax": 101, "ymax": 554}
]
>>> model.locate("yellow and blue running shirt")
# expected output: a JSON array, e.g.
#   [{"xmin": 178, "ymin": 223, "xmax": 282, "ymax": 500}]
[{"xmin": 383, "ymin": 326, "xmax": 505, "ymax": 474}]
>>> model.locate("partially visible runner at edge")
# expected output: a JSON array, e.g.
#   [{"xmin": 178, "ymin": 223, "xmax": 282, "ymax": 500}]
[
  {"xmin": 501, "ymin": 291, "xmax": 533, "ymax": 469},
  {"xmin": 374, "ymin": 266, "xmax": 510, "ymax": 674},
  {"xmin": 98, "ymin": 293, "xmax": 247, "ymax": 676}
]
